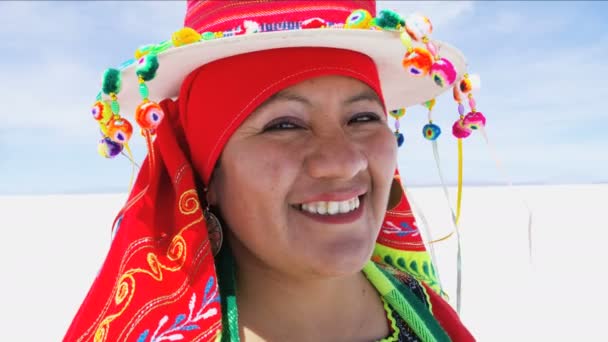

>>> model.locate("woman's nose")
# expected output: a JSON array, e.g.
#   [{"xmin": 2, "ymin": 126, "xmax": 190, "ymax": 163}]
[{"xmin": 304, "ymin": 133, "xmax": 368, "ymax": 180}]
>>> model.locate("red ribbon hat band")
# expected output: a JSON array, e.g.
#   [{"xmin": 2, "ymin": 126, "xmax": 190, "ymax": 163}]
[{"xmin": 68, "ymin": 0, "xmax": 480, "ymax": 341}]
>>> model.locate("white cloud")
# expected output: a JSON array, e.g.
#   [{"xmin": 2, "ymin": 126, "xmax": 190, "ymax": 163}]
[
  {"xmin": 0, "ymin": 1, "xmax": 185, "ymax": 136},
  {"xmin": 377, "ymin": 1, "xmax": 474, "ymax": 29}
]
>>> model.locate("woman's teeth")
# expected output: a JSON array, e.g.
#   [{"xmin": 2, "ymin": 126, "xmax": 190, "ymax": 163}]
[{"xmin": 299, "ymin": 197, "xmax": 360, "ymax": 215}]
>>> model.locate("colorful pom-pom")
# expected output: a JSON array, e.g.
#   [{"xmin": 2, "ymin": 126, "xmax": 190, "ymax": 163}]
[
  {"xmin": 136, "ymin": 54, "xmax": 159, "ymax": 82},
  {"xmin": 201, "ymin": 32, "xmax": 216, "ymax": 41},
  {"xmin": 91, "ymin": 101, "xmax": 113, "ymax": 124},
  {"xmin": 97, "ymin": 137, "xmax": 123, "ymax": 158},
  {"xmin": 431, "ymin": 58, "xmax": 457, "ymax": 87},
  {"xmin": 402, "ymin": 47, "xmax": 433, "ymax": 77},
  {"xmin": 422, "ymin": 123, "xmax": 441, "ymax": 141},
  {"xmin": 135, "ymin": 101, "xmax": 165, "ymax": 130},
  {"xmin": 172, "ymin": 27, "xmax": 202, "ymax": 47},
  {"xmin": 107, "ymin": 117, "xmax": 133, "ymax": 144},
  {"xmin": 459, "ymin": 78, "xmax": 473, "ymax": 93},
  {"xmin": 405, "ymin": 14, "xmax": 433, "ymax": 41},
  {"xmin": 424, "ymin": 99, "xmax": 436, "ymax": 111},
  {"xmin": 389, "ymin": 108, "xmax": 406, "ymax": 119},
  {"xmin": 375, "ymin": 9, "xmax": 405, "ymax": 30},
  {"xmin": 345, "ymin": 9, "xmax": 373, "ymax": 29},
  {"xmin": 395, "ymin": 132, "xmax": 405, "ymax": 147},
  {"xmin": 463, "ymin": 111, "xmax": 486, "ymax": 130},
  {"xmin": 102, "ymin": 68, "xmax": 121, "ymax": 95},
  {"xmin": 452, "ymin": 118, "xmax": 472, "ymax": 138},
  {"xmin": 302, "ymin": 17, "xmax": 326, "ymax": 29}
]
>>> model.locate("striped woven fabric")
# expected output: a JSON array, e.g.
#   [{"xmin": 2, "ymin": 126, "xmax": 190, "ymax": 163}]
[{"xmin": 185, "ymin": 0, "xmax": 376, "ymax": 33}]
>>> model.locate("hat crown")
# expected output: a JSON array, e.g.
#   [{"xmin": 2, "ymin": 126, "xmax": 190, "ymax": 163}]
[{"xmin": 185, "ymin": 0, "xmax": 376, "ymax": 34}]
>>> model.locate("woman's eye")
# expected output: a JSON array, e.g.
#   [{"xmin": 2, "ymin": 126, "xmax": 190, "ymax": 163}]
[
  {"xmin": 349, "ymin": 112, "xmax": 381, "ymax": 124},
  {"xmin": 262, "ymin": 119, "xmax": 302, "ymax": 132}
]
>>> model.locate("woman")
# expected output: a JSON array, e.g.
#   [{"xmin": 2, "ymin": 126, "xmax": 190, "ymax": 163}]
[{"xmin": 66, "ymin": 1, "xmax": 478, "ymax": 341}]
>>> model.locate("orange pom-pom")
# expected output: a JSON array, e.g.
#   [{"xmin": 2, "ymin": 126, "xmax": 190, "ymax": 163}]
[
  {"xmin": 402, "ymin": 47, "xmax": 433, "ymax": 77},
  {"xmin": 107, "ymin": 117, "xmax": 133, "ymax": 144},
  {"xmin": 135, "ymin": 101, "xmax": 165, "ymax": 130},
  {"xmin": 460, "ymin": 78, "xmax": 473, "ymax": 93}
]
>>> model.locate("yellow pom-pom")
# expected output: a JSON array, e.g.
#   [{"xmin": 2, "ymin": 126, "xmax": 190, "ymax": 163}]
[
  {"xmin": 345, "ymin": 9, "xmax": 373, "ymax": 29},
  {"xmin": 172, "ymin": 27, "xmax": 202, "ymax": 47}
]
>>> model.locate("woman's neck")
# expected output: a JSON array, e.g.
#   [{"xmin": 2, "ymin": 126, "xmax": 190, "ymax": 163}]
[{"xmin": 233, "ymin": 254, "xmax": 388, "ymax": 342}]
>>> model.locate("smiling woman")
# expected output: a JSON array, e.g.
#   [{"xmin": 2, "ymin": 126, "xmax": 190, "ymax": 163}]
[{"xmin": 65, "ymin": 1, "xmax": 477, "ymax": 341}]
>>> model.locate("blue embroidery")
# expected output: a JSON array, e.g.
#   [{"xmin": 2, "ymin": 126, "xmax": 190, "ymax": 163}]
[
  {"xmin": 381, "ymin": 221, "xmax": 420, "ymax": 237},
  {"xmin": 136, "ymin": 276, "xmax": 220, "ymax": 341}
]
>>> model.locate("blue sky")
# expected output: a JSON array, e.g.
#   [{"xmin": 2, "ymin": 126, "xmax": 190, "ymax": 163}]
[{"xmin": 0, "ymin": 1, "xmax": 606, "ymax": 195}]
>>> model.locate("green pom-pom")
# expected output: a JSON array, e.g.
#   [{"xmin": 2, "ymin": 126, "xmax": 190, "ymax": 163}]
[
  {"xmin": 102, "ymin": 68, "xmax": 122, "ymax": 95},
  {"xmin": 136, "ymin": 54, "xmax": 160, "ymax": 81},
  {"xmin": 375, "ymin": 9, "xmax": 405, "ymax": 30}
]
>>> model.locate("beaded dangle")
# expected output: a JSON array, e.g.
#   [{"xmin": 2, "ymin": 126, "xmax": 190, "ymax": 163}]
[
  {"xmin": 93, "ymin": 68, "xmax": 134, "ymax": 158},
  {"xmin": 402, "ymin": 13, "xmax": 457, "ymax": 88},
  {"xmin": 389, "ymin": 108, "xmax": 406, "ymax": 148},
  {"xmin": 134, "ymin": 53, "xmax": 165, "ymax": 169},
  {"xmin": 452, "ymin": 74, "xmax": 484, "ymax": 139},
  {"xmin": 422, "ymin": 99, "xmax": 441, "ymax": 141}
]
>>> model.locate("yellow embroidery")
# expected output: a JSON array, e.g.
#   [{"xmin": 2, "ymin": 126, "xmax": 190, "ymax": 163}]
[
  {"xmin": 85, "ymin": 189, "xmax": 205, "ymax": 342},
  {"xmin": 180, "ymin": 189, "xmax": 201, "ymax": 215}
]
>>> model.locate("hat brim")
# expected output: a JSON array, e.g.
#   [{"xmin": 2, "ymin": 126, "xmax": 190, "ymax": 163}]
[{"xmin": 116, "ymin": 28, "xmax": 466, "ymax": 115}]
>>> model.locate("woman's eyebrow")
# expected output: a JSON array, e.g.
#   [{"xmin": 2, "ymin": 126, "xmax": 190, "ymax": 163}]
[
  {"xmin": 259, "ymin": 88, "xmax": 382, "ymax": 110},
  {"xmin": 259, "ymin": 91, "xmax": 312, "ymax": 109},
  {"xmin": 344, "ymin": 89, "xmax": 382, "ymax": 106}
]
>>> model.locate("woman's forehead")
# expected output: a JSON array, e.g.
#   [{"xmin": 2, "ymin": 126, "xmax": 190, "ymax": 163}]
[{"xmin": 258, "ymin": 75, "xmax": 383, "ymax": 110}]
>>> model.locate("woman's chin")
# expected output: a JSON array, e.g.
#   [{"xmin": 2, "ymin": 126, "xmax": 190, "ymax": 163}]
[{"xmin": 302, "ymin": 241, "xmax": 375, "ymax": 278}]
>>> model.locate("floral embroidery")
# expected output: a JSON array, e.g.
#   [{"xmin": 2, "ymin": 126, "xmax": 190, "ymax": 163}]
[
  {"xmin": 381, "ymin": 220, "xmax": 420, "ymax": 238},
  {"xmin": 137, "ymin": 277, "xmax": 220, "ymax": 342}
]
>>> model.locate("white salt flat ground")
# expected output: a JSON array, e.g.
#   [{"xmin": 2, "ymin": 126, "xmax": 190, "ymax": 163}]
[{"xmin": 1, "ymin": 184, "xmax": 607, "ymax": 341}]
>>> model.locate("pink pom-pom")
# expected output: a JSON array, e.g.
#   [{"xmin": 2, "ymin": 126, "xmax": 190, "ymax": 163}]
[
  {"xmin": 452, "ymin": 118, "xmax": 472, "ymax": 138},
  {"xmin": 463, "ymin": 111, "xmax": 486, "ymax": 130},
  {"xmin": 431, "ymin": 58, "xmax": 457, "ymax": 87}
]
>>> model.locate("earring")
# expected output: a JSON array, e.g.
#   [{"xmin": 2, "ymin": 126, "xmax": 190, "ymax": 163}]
[
  {"xmin": 204, "ymin": 207, "xmax": 224, "ymax": 256},
  {"xmin": 203, "ymin": 188, "xmax": 223, "ymax": 256}
]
